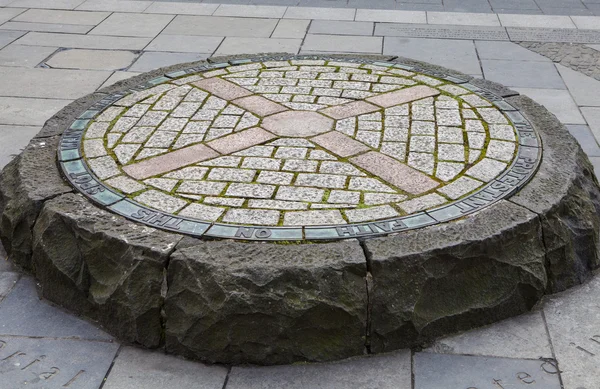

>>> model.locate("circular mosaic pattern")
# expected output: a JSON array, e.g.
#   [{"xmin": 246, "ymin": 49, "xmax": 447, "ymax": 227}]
[{"xmin": 59, "ymin": 58, "xmax": 541, "ymax": 241}]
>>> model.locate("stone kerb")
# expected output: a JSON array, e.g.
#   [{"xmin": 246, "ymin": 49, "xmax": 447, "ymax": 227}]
[{"xmin": 0, "ymin": 54, "xmax": 598, "ymax": 365}]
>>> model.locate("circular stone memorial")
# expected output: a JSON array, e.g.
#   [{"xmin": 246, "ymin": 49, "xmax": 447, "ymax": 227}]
[{"xmin": 1, "ymin": 55, "xmax": 600, "ymax": 365}]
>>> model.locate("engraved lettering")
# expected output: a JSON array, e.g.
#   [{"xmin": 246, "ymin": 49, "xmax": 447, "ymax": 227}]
[
  {"xmin": 1, "ymin": 351, "xmax": 26, "ymax": 361},
  {"xmin": 336, "ymin": 226, "xmax": 356, "ymax": 237},
  {"xmin": 255, "ymin": 228, "xmax": 272, "ymax": 238},
  {"xmin": 541, "ymin": 360, "xmax": 559, "ymax": 374},
  {"xmin": 462, "ymin": 196, "xmax": 491, "ymax": 208},
  {"xmin": 39, "ymin": 367, "xmax": 60, "ymax": 380},
  {"xmin": 356, "ymin": 224, "xmax": 375, "ymax": 235},
  {"xmin": 131, "ymin": 209, "xmax": 151, "ymax": 220},
  {"xmin": 391, "ymin": 220, "xmax": 407, "ymax": 231},
  {"xmin": 147, "ymin": 213, "xmax": 172, "ymax": 227},
  {"xmin": 516, "ymin": 372, "xmax": 535, "ymax": 384},
  {"xmin": 235, "ymin": 227, "xmax": 255, "ymax": 239},
  {"xmin": 373, "ymin": 221, "xmax": 392, "ymax": 232},
  {"xmin": 0, "ymin": 340, "xmax": 5, "ymax": 350},
  {"xmin": 492, "ymin": 378, "xmax": 505, "ymax": 388},
  {"xmin": 164, "ymin": 218, "xmax": 183, "ymax": 230},
  {"xmin": 22, "ymin": 356, "xmax": 45, "ymax": 371},
  {"xmin": 590, "ymin": 335, "xmax": 600, "ymax": 345},
  {"xmin": 63, "ymin": 370, "xmax": 85, "ymax": 387},
  {"xmin": 456, "ymin": 201, "xmax": 476, "ymax": 213},
  {"xmin": 570, "ymin": 342, "xmax": 595, "ymax": 356}
]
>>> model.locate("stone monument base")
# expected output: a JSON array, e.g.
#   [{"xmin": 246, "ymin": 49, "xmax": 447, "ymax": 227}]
[{"xmin": 1, "ymin": 54, "xmax": 599, "ymax": 365}]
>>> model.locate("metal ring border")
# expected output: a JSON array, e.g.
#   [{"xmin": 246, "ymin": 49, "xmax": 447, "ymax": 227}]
[{"xmin": 57, "ymin": 56, "xmax": 542, "ymax": 242}]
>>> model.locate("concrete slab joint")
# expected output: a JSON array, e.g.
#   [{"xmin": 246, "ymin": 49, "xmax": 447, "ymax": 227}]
[{"xmin": 0, "ymin": 53, "xmax": 598, "ymax": 366}]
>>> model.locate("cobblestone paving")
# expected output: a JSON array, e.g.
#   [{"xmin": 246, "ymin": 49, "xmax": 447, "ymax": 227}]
[{"xmin": 81, "ymin": 60, "xmax": 518, "ymax": 227}]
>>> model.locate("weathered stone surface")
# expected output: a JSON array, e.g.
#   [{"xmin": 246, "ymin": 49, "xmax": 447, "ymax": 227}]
[
  {"xmin": 363, "ymin": 200, "xmax": 548, "ymax": 353},
  {"xmin": 31, "ymin": 193, "xmax": 182, "ymax": 348},
  {"xmin": 507, "ymin": 94, "xmax": 600, "ymax": 292},
  {"xmin": 165, "ymin": 239, "xmax": 368, "ymax": 365},
  {"xmin": 0, "ymin": 136, "xmax": 72, "ymax": 270}
]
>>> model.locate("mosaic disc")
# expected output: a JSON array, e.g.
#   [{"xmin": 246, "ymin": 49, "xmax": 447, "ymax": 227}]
[{"xmin": 59, "ymin": 58, "xmax": 541, "ymax": 241}]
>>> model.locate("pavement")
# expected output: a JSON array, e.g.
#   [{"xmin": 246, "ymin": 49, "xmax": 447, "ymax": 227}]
[{"xmin": 0, "ymin": 0, "xmax": 600, "ymax": 388}]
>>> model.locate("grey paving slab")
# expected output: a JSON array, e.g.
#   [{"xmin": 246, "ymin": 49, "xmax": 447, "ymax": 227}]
[
  {"xmin": 427, "ymin": 11, "xmax": 500, "ymax": 26},
  {"xmin": 0, "ymin": 337, "xmax": 118, "ymax": 389},
  {"xmin": 13, "ymin": 9, "xmax": 110, "ymax": 25},
  {"xmin": 481, "ymin": 59, "xmax": 565, "ymax": 89},
  {"xmin": 309, "ymin": 20, "xmax": 374, "ymax": 35},
  {"xmin": 490, "ymin": 0, "xmax": 540, "ymax": 10},
  {"xmin": 0, "ymin": 67, "xmax": 110, "ymax": 99},
  {"xmin": 398, "ymin": 3, "xmax": 445, "ymax": 11},
  {"xmin": 544, "ymin": 275, "xmax": 600, "ymax": 389},
  {"xmin": 506, "ymin": 27, "xmax": 600, "ymax": 44},
  {"xmin": 0, "ymin": 97, "xmax": 68, "ymax": 126},
  {"xmin": 425, "ymin": 311, "xmax": 553, "ymax": 359},
  {"xmin": 475, "ymin": 40, "xmax": 550, "ymax": 61},
  {"xmin": 303, "ymin": 34, "xmax": 382, "ymax": 53},
  {"xmin": 0, "ymin": 277, "xmax": 112, "ymax": 340},
  {"xmin": 441, "ymin": 0, "xmax": 492, "ymax": 12},
  {"xmin": 283, "ymin": 6, "xmax": 356, "ymax": 20},
  {"xmin": 581, "ymin": 107, "xmax": 600, "ymax": 143},
  {"xmin": 556, "ymin": 64, "xmax": 600, "ymax": 106},
  {"xmin": 498, "ymin": 13, "xmax": 576, "ymax": 28},
  {"xmin": 102, "ymin": 347, "xmax": 228, "ymax": 389},
  {"xmin": 144, "ymin": 1, "xmax": 220, "ymax": 15},
  {"xmin": 15, "ymin": 32, "xmax": 152, "ymax": 50},
  {"xmin": 356, "ymin": 9, "xmax": 426, "ymax": 23},
  {"xmin": 146, "ymin": 34, "xmax": 223, "ymax": 53},
  {"xmin": 349, "ymin": 0, "xmax": 396, "ymax": 8},
  {"xmin": 89, "ymin": 12, "xmax": 175, "ymax": 38},
  {"xmin": 0, "ymin": 7, "xmax": 27, "ymax": 24},
  {"xmin": 571, "ymin": 15, "xmax": 600, "ymax": 29},
  {"xmin": 272, "ymin": 19, "xmax": 310, "ymax": 38},
  {"xmin": 540, "ymin": 7, "xmax": 595, "ymax": 15},
  {"xmin": 46, "ymin": 48, "xmax": 138, "ymax": 71},
  {"xmin": 566, "ymin": 124, "xmax": 600, "ymax": 157},
  {"xmin": 76, "ymin": 0, "xmax": 154, "ymax": 12},
  {"xmin": 0, "ymin": 125, "xmax": 42, "ymax": 167},
  {"xmin": 514, "ymin": 87, "xmax": 585, "ymax": 124},
  {"xmin": 0, "ymin": 21, "xmax": 94, "ymax": 34},
  {"xmin": 0, "ymin": 30, "xmax": 26, "ymax": 50},
  {"xmin": 384, "ymin": 37, "xmax": 482, "ymax": 75},
  {"xmin": 163, "ymin": 15, "xmax": 278, "ymax": 37},
  {"xmin": 227, "ymin": 350, "xmax": 412, "ymax": 389},
  {"xmin": 7, "ymin": 0, "xmax": 86, "ymax": 9},
  {"xmin": 375, "ymin": 23, "xmax": 509, "ymax": 40},
  {"xmin": 214, "ymin": 37, "xmax": 301, "ymax": 55},
  {"xmin": 414, "ymin": 352, "xmax": 561, "ymax": 388},
  {"xmin": 214, "ymin": 4, "xmax": 287, "ymax": 17},
  {"xmin": 0, "ymin": 44, "xmax": 57, "ymax": 68},
  {"xmin": 98, "ymin": 71, "xmax": 140, "ymax": 89},
  {"xmin": 128, "ymin": 51, "xmax": 210, "ymax": 72},
  {"xmin": 0, "ymin": 272, "xmax": 19, "ymax": 301}
]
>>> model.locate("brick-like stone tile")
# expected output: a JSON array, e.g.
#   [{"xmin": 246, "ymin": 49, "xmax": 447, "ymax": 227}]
[
  {"xmin": 311, "ymin": 131, "xmax": 371, "ymax": 157},
  {"xmin": 366, "ymin": 85, "xmax": 440, "ymax": 108},
  {"xmin": 262, "ymin": 111, "xmax": 333, "ymax": 137},
  {"xmin": 233, "ymin": 95, "xmax": 288, "ymax": 117},
  {"xmin": 283, "ymin": 210, "xmax": 346, "ymax": 226},
  {"xmin": 193, "ymin": 77, "xmax": 253, "ymax": 101},
  {"xmin": 123, "ymin": 144, "xmax": 219, "ymax": 180},
  {"xmin": 319, "ymin": 101, "xmax": 380, "ymax": 120},
  {"xmin": 207, "ymin": 127, "xmax": 276, "ymax": 155},
  {"xmin": 350, "ymin": 151, "xmax": 439, "ymax": 195}
]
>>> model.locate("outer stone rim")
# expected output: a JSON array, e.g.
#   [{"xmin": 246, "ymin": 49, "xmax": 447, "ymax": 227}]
[{"xmin": 58, "ymin": 57, "xmax": 542, "ymax": 242}]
